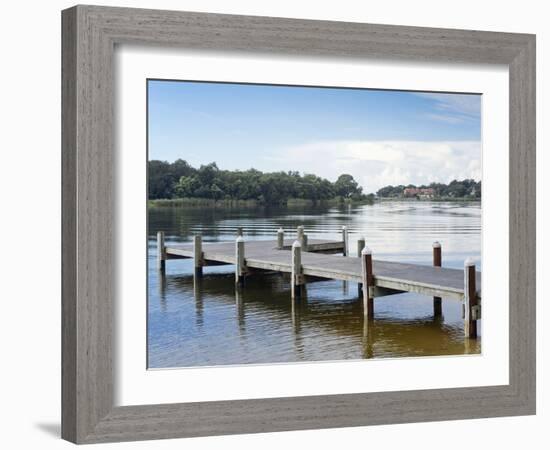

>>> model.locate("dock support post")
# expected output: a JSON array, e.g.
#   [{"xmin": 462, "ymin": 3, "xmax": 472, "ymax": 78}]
[
  {"xmin": 433, "ymin": 241, "xmax": 442, "ymax": 317},
  {"xmin": 342, "ymin": 226, "xmax": 348, "ymax": 256},
  {"xmin": 235, "ymin": 236, "xmax": 246, "ymax": 286},
  {"xmin": 156, "ymin": 231, "xmax": 166, "ymax": 271},
  {"xmin": 277, "ymin": 227, "xmax": 284, "ymax": 249},
  {"xmin": 237, "ymin": 227, "xmax": 243, "ymax": 237},
  {"xmin": 361, "ymin": 247, "xmax": 374, "ymax": 318},
  {"xmin": 464, "ymin": 258, "xmax": 478, "ymax": 338},
  {"xmin": 291, "ymin": 241, "xmax": 303, "ymax": 300},
  {"xmin": 357, "ymin": 236, "xmax": 365, "ymax": 296},
  {"xmin": 297, "ymin": 226, "xmax": 308, "ymax": 251},
  {"xmin": 193, "ymin": 235, "xmax": 203, "ymax": 278}
]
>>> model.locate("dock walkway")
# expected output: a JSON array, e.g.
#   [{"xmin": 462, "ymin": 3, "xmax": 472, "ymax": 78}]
[{"xmin": 156, "ymin": 227, "xmax": 481, "ymax": 338}]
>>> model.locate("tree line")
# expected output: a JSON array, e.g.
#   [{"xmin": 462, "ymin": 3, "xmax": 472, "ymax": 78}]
[
  {"xmin": 376, "ymin": 179, "xmax": 481, "ymax": 199},
  {"xmin": 148, "ymin": 159, "xmax": 371, "ymax": 205}
]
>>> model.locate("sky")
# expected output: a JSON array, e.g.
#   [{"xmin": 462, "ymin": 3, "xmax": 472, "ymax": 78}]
[{"xmin": 148, "ymin": 80, "xmax": 481, "ymax": 194}]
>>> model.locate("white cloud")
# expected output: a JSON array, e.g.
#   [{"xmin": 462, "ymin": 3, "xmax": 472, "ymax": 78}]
[
  {"xmin": 414, "ymin": 92, "xmax": 481, "ymax": 123},
  {"xmin": 425, "ymin": 113, "xmax": 465, "ymax": 124},
  {"xmin": 267, "ymin": 140, "xmax": 481, "ymax": 194}
]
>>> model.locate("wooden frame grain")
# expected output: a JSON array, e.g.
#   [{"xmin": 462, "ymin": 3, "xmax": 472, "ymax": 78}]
[{"xmin": 61, "ymin": 5, "xmax": 536, "ymax": 444}]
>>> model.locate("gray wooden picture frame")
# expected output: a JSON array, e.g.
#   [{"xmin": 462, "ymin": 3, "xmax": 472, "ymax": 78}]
[{"xmin": 61, "ymin": 5, "xmax": 536, "ymax": 444}]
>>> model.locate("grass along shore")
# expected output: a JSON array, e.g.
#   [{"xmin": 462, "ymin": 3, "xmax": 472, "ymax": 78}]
[{"xmin": 149, "ymin": 196, "xmax": 374, "ymax": 208}]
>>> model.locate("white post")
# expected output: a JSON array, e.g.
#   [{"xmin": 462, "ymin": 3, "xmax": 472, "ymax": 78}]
[
  {"xmin": 357, "ymin": 236, "xmax": 365, "ymax": 257},
  {"xmin": 296, "ymin": 225, "xmax": 308, "ymax": 251},
  {"xmin": 464, "ymin": 257, "xmax": 478, "ymax": 338},
  {"xmin": 297, "ymin": 225, "xmax": 304, "ymax": 242},
  {"xmin": 302, "ymin": 233, "xmax": 308, "ymax": 251},
  {"xmin": 342, "ymin": 226, "xmax": 349, "ymax": 256},
  {"xmin": 291, "ymin": 240, "xmax": 303, "ymax": 299},
  {"xmin": 357, "ymin": 236, "xmax": 365, "ymax": 296},
  {"xmin": 156, "ymin": 231, "xmax": 166, "ymax": 271},
  {"xmin": 235, "ymin": 236, "xmax": 245, "ymax": 286},
  {"xmin": 361, "ymin": 246, "xmax": 374, "ymax": 317},
  {"xmin": 277, "ymin": 227, "xmax": 284, "ymax": 249},
  {"xmin": 433, "ymin": 242, "xmax": 442, "ymax": 317}
]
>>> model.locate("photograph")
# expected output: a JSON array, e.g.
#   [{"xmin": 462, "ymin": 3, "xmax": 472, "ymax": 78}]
[{"xmin": 147, "ymin": 80, "xmax": 482, "ymax": 369}]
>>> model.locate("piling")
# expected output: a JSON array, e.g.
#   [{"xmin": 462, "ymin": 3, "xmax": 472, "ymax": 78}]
[
  {"xmin": 464, "ymin": 258, "xmax": 478, "ymax": 338},
  {"xmin": 297, "ymin": 225, "xmax": 308, "ymax": 251},
  {"xmin": 237, "ymin": 227, "xmax": 243, "ymax": 237},
  {"xmin": 156, "ymin": 231, "xmax": 166, "ymax": 271},
  {"xmin": 357, "ymin": 236, "xmax": 365, "ymax": 256},
  {"xmin": 357, "ymin": 236, "xmax": 365, "ymax": 296},
  {"xmin": 342, "ymin": 226, "xmax": 349, "ymax": 256},
  {"xmin": 433, "ymin": 241, "xmax": 442, "ymax": 317},
  {"xmin": 277, "ymin": 227, "xmax": 284, "ymax": 249},
  {"xmin": 235, "ymin": 236, "xmax": 246, "ymax": 286},
  {"xmin": 291, "ymin": 240, "xmax": 303, "ymax": 299},
  {"xmin": 193, "ymin": 235, "xmax": 203, "ymax": 278},
  {"xmin": 361, "ymin": 247, "xmax": 374, "ymax": 317}
]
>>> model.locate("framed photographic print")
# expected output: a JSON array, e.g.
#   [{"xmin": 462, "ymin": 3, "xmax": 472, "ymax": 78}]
[{"xmin": 61, "ymin": 5, "xmax": 536, "ymax": 444}]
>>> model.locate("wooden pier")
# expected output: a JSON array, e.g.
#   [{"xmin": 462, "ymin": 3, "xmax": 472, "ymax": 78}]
[{"xmin": 157, "ymin": 227, "xmax": 481, "ymax": 338}]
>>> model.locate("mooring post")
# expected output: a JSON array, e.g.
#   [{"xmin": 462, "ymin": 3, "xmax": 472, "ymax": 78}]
[
  {"xmin": 361, "ymin": 247, "xmax": 374, "ymax": 318},
  {"xmin": 237, "ymin": 227, "xmax": 243, "ymax": 237},
  {"xmin": 433, "ymin": 241, "xmax": 442, "ymax": 317},
  {"xmin": 297, "ymin": 225, "xmax": 308, "ymax": 251},
  {"xmin": 464, "ymin": 258, "xmax": 478, "ymax": 338},
  {"xmin": 235, "ymin": 236, "xmax": 246, "ymax": 286},
  {"xmin": 357, "ymin": 236, "xmax": 365, "ymax": 296},
  {"xmin": 277, "ymin": 227, "xmax": 285, "ymax": 249},
  {"xmin": 156, "ymin": 231, "xmax": 166, "ymax": 271},
  {"xmin": 193, "ymin": 235, "xmax": 203, "ymax": 278},
  {"xmin": 342, "ymin": 226, "xmax": 348, "ymax": 256},
  {"xmin": 297, "ymin": 225, "xmax": 304, "ymax": 241},
  {"xmin": 291, "ymin": 240, "xmax": 303, "ymax": 300},
  {"xmin": 357, "ymin": 236, "xmax": 365, "ymax": 256}
]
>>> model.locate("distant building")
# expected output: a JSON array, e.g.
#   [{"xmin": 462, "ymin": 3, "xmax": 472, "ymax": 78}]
[{"xmin": 403, "ymin": 187, "xmax": 435, "ymax": 199}]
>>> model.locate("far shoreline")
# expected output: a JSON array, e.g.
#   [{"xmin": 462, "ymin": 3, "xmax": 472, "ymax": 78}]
[
  {"xmin": 375, "ymin": 197, "xmax": 481, "ymax": 203},
  {"xmin": 148, "ymin": 197, "xmax": 481, "ymax": 208},
  {"xmin": 148, "ymin": 197, "xmax": 374, "ymax": 208}
]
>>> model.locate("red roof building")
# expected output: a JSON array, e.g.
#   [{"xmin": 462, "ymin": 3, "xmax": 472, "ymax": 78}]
[{"xmin": 403, "ymin": 187, "xmax": 435, "ymax": 198}]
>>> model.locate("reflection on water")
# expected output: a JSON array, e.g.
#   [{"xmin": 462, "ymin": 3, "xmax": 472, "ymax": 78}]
[{"xmin": 148, "ymin": 201, "xmax": 481, "ymax": 368}]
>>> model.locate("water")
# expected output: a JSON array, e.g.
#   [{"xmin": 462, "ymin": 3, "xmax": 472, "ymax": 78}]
[{"xmin": 148, "ymin": 201, "xmax": 481, "ymax": 368}]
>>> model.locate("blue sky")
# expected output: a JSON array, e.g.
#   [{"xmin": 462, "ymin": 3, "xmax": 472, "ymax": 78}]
[{"xmin": 148, "ymin": 80, "xmax": 481, "ymax": 193}]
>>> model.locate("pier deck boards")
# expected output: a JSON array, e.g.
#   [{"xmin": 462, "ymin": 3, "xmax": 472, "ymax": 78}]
[{"xmin": 164, "ymin": 239, "xmax": 481, "ymax": 301}]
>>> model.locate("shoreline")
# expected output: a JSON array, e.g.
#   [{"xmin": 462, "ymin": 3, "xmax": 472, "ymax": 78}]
[
  {"xmin": 376, "ymin": 197, "xmax": 481, "ymax": 203},
  {"xmin": 148, "ymin": 197, "xmax": 373, "ymax": 208},
  {"xmin": 148, "ymin": 197, "xmax": 480, "ymax": 208}
]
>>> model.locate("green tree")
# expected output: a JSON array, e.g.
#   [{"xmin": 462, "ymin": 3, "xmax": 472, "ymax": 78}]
[
  {"xmin": 149, "ymin": 159, "xmax": 381, "ymax": 205},
  {"xmin": 174, "ymin": 175, "xmax": 199, "ymax": 197},
  {"xmin": 334, "ymin": 174, "xmax": 361, "ymax": 198}
]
